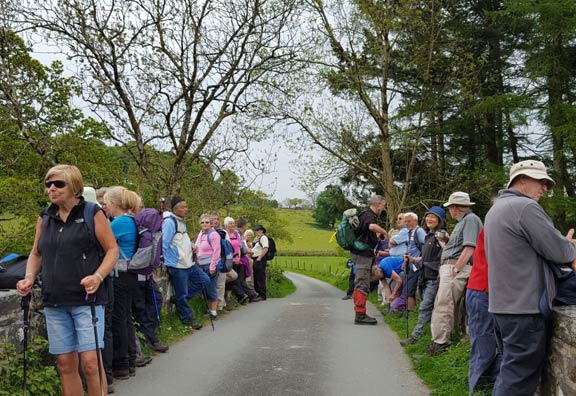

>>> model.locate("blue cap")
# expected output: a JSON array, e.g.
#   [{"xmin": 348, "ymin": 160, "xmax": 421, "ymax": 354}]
[{"xmin": 424, "ymin": 206, "xmax": 445, "ymax": 223}]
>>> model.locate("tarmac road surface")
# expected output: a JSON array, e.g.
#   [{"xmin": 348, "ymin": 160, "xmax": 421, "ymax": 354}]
[{"xmin": 114, "ymin": 272, "xmax": 429, "ymax": 396}]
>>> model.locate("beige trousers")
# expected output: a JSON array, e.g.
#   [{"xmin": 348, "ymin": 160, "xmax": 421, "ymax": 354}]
[
  {"xmin": 430, "ymin": 263, "xmax": 471, "ymax": 345},
  {"xmin": 217, "ymin": 269, "xmax": 238, "ymax": 308}
]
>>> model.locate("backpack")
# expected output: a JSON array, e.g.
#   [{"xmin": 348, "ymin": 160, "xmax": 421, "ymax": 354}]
[
  {"xmin": 127, "ymin": 208, "xmax": 163, "ymax": 275},
  {"xmin": 335, "ymin": 208, "xmax": 371, "ymax": 251},
  {"xmin": 0, "ymin": 254, "xmax": 30, "ymax": 290},
  {"xmin": 266, "ymin": 236, "xmax": 276, "ymax": 260},
  {"xmin": 206, "ymin": 229, "xmax": 234, "ymax": 273},
  {"xmin": 254, "ymin": 235, "xmax": 276, "ymax": 261}
]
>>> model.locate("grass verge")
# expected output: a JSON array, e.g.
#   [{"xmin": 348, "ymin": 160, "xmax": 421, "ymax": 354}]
[{"xmin": 274, "ymin": 256, "xmax": 473, "ymax": 396}]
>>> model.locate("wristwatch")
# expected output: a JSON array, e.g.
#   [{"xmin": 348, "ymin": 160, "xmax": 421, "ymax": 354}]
[{"xmin": 452, "ymin": 267, "xmax": 460, "ymax": 274}]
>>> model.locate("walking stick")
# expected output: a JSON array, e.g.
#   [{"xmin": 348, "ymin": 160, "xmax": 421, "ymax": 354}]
[
  {"xmin": 202, "ymin": 285, "xmax": 215, "ymax": 331},
  {"xmin": 86, "ymin": 293, "xmax": 105, "ymax": 396},
  {"xmin": 404, "ymin": 255, "xmax": 410, "ymax": 339},
  {"xmin": 151, "ymin": 282, "xmax": 161, "ymax": 329},
  {"xmin": 21, "ymin": 294, "xmax": 31, "ymax": 396}
]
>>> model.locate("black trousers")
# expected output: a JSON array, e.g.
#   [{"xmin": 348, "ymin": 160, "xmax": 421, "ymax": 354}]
[
  {"xmin": 112, "ymin": 272, "xmax": 138, "ymax": 372},
  {"xmin": 132, "ymin": 277, "xmax": 162, "ymax": 345},
  {"xmin": 253, "ymin": 259, "xmax": 267, "ymax": 299},
  {"xmin": 234, "ymin": 264, "xmax": 259, "ymax": 300},
  {"xmin": 492, "ymin": 313, "xmax": 547, "ymax": 396},
  {"xmin": 103, "ymin": 277, "xmax": 114, "ymax": 384}
]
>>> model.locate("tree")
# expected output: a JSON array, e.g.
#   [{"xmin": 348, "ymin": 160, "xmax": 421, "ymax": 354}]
[
  {"xmin": 313, "ymin": 185, "xmax": 353, "ymax": 229},
  {"xmin": 15, "ymin": 0, "xmax": 304, "ymax": 198}
]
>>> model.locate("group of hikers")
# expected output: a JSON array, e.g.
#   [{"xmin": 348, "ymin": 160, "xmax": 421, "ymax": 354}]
[
  {"xmin": 343, "ymin": 159, "xmax": 576, "ymax": 396},
  {"xmin": 15, "ymin": 164, "xmax": 272, "ymax": 395}
]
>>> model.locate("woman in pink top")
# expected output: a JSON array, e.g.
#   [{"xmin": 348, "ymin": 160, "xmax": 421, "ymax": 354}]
[
  {"xmin": 194, "ymin": 213, "xmax": 220, "ymax": 319},
  {"xmin": 224, "ymin": 217, "xmax": 251, "ymax": 305}
]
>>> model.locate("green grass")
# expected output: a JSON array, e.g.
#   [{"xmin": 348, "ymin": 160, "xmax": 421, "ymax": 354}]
[
  {"xmin": 274, "ymin": 256, "xmax": 473, "ymax": 396},
  {"xmin": 275, "ymin": 209, "xmax": 338, "ymax": 256}
]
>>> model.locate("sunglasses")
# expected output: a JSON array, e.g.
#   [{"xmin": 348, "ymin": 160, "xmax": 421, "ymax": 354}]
[
  {"xmin": 45, "ymin": 180, "xmax": 67, "ymax": 189},
  {"xmin": 201, "ymin": 221, "xmax": 211, "ymax": 224}
]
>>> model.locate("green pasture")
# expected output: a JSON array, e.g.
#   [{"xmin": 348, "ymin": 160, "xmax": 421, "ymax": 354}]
[{"xmin": 274, "ymin": 209, "xmax": 338, "ymax": 256}]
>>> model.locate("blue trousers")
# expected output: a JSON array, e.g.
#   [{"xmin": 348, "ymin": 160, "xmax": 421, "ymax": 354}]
[
  {"xmin": 411, "ymin": 279, "xmax": 438, "ymax": 339},
  {"xmin": 466, "ymin": 289, "xmax": 501, "ymax": 394},
  {"xmin": 491, "ymin": 313, "xmax": 547, "ymax": 396},
  {"xmin": 167, "ymin": 265, "xmax": 210, "ymax": 322}
]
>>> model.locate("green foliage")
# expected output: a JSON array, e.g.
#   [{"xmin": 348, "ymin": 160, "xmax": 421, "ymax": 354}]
[
  {"xmin": 313, "ymin": 185, "xmax": 353, "ymax": 229},
  {"xmin": 0, "ymin": 337, "xmax": 60, "ymax": 396},
  {"xmin": 266, "ymin": 266, "xmax": 297, "ymax": 298}
]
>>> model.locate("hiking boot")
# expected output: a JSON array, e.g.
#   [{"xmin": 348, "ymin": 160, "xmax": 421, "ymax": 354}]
[
  {"xmin": 400, "ymin": 336, "xmax": 418, "ymax": 347},
  {"xmin": 250, "ymin": 296, "xmax": 263, "ymax": 303},
  {"xmin": 239, "ymin": 295, "xmax": 249, "ymax": 305},
  {"xmin": 113, "ymin": 370, "xmax": 130, "ymax": 380},
  {"xmin": 107, "ymin": 384, "xmax": 115, "ymax": 394},
  {"xmin": 427, "ymin": 342, "xmax": 449, "ymax": 356},
  {"xmin": 129, "ymin": 366, "xmax": 136, "ymax": 377},
  {"xmin": 135, "ymin": 354, "xmax": 153, "ymax": 367},
  {"xmin": 147, "ymin": 341, "xmax": 169, "ymax": 353},
  {"xmin": 342, "ymin": 294, "xmax": 352, "ymax": 300},
  {"xmin": 209, "ymin": 313, "xmax": 218, "ymax": 321},
  {"xmin": 182, "ymin": 318, "xmax": 203, "ymax": 330},
  {"xmin": 354, "ymin": 313, "xmax": 377, "ymax": 325}
]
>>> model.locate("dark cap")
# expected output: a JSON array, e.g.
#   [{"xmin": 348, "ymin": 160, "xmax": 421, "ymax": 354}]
[
  {"xmin": 171, "ymin": 196, "xmax": 185, "ymax": 209},
  {"xmin": 253, "ymin": 224, "xmax": 266, "ymax": 233}
]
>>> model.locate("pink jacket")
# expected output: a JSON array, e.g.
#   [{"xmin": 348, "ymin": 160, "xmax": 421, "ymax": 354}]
[{"xmin": 196, "ymin": 229, "xmax": 221, "ymax": 271}]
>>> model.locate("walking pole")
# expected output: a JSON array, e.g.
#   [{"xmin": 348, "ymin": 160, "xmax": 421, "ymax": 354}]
[
  {"xmin": 151, "ymin": 283, "xmax": 161, "ymax": 329},
  {"xmin": 404, "ymin": 255, "xmax": 410, "ymax": 339},
  {"xmin": 86, "ymin": 293, "xmax": 105, "ymax": 396},
  {"xmin": 202, "ymin": 285, "xmax": 215, "ymax": 331},
  {"xmin": 21, "ymin": 294, "xmax": 31, "ymax": 396}
]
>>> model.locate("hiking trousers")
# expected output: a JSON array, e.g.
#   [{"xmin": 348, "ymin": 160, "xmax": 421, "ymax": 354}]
[{"xmin": 430, "ymin": 263, "xmax": 471, "ymax": 345}]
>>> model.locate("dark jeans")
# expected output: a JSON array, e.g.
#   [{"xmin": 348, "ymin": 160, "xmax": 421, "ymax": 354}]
[
  {"xmin": 346, "ymin": 270, "xmax": 355, "ymax": 296},
  {"xmin": 467, "ymin": 290, "xmax": 501, "ymax": 394},
  {"xmin": 226, "ymin": 266, "xmax": 246, "ymax": 300},
  {"xmin": 168, "ymin": 265, "xmax": 211, "ymax": 322},
  {"xmin": 234, "ymin": 264, "xmax": 259, "ymax": 300},
  {"xmin": 132, "ymin": 277, "xmax": 162, "ymax": 345},
  {"xmin": 492, "ymin": 313, "xmax": 547, "ymax": 396},
  {"xmin": 112, "ymin": 272, "xmax": 138, "ymax": 372},
  {"xmin": 253, "ymin": 259, "xmax": 267, "ymax": 299}
]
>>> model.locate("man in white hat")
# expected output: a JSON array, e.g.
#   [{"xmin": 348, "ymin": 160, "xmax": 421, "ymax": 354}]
[
  {"xmin": 428, "ymin": 191, "xmax": 482, "ymax": 355},
  {"xmin": 485, "ymin": 159, "xmax": 576, "ymax": 396}
]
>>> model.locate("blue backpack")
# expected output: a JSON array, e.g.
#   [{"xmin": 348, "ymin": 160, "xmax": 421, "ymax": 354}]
[{"xmin": 206, "ymin": 229, "xmax": 234, "ymax": 273}]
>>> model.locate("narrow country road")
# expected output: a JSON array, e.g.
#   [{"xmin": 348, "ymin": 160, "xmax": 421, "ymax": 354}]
[{"xmin": 114, "ymin": 272, "xmax": 429, "ymax": 396}]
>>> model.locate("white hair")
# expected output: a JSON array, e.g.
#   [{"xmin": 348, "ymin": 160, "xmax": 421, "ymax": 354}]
[
  {"xmin": 404, "ymin": 212, "xmax": 418, "ymax": 221},
  {"xmin": 223, "ymin": 216, "xmax": 235, "ymax": 227}
]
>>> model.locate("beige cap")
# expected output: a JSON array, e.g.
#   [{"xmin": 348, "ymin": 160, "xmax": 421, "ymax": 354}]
[
  {"xmin": 507, "ymin": 160, "xmax": 555, "ymax": 189},
  {"xmin": 443, "ymin": 191, "xmax": 475, "ymax": 207}
]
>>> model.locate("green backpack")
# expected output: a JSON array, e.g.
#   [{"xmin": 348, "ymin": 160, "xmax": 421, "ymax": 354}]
[{"xmin": 335, "ymin": 208, "xmax": 371, "ymax": 251}]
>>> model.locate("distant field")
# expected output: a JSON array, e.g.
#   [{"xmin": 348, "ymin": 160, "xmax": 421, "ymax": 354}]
[
  {"xmin": 275, "ymin": 208, "xmax": 339, "ymax": 256},
  {"xmin": 273, "ymin": 255, "xmax": 349, "ymax": 275}
]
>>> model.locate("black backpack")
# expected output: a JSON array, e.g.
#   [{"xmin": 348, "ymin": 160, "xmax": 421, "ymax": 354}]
[
  {"xmin": 0, "ymin": 254, "xmax": 30, "ymax": 290},
  {"xmin": 266, "ymin": 236, "xmax": 276, "ymax": 260}
]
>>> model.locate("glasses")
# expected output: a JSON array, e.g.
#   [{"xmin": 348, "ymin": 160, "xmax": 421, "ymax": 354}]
[
  {"xmin": 200, "ymin": 221, "xmax": 210, "ymax": 224},
  {"xmin": 45, "ymin": 180, "xmax": 67, "ymax": 189}
]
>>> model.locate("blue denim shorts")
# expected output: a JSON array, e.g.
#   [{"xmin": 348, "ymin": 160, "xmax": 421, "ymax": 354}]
[{"xmin": 44, "ymin": 305, "xmax": 104, "ymax": 355}]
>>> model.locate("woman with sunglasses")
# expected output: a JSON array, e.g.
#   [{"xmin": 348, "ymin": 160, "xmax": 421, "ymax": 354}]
[
  {"xmin": 194, "ymin": 213, "xmax": 221, "ymax": 320},
  {"xmin": 16, "ymin": 164, "xmax": 118, "ymax": 396}
]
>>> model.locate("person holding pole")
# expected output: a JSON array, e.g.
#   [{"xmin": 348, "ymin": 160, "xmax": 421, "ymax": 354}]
[{"xmin": 16, "ymin": 164, "xmax": 118, "ymax": 396}]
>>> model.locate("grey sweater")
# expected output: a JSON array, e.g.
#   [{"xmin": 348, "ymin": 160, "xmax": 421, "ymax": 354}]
[{"xmin": 485, "ymin": 189, "xmax": 576, "ymax": 314}]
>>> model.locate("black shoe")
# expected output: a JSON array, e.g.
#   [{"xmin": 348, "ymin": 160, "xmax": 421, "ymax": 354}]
[
  {"xmin": 113, "ymin": 370, "xmax": 130, "ymax": 380},
  {"xmin": 135, "ymin": 354, "xmax": 153, "ymax": 367},
  {"xmin": 427, "ymin": 342, "xmax": 449, "ymax": 356},
  {"xmin": 239, "ymin": 295, "xmax": 249, "ymax": 305},
  {"xmin": 342, "ymin": 294, "xmax": 352, "ymax": 300},
  {"xmin": 250, "ymin": 296, "xmax": 262, "ymax": 303},
  {"xmin": 400, "ymin": 336, "xmax": 417, "ymax": 347},
  {"xmin": 147, "ymin": 341, "xmax": 169, "ymax": 353},
  {"xmin": 182, "ymin": 318, "xmax": 203, "ymax": 330},
  {"xmin": 107, "ymin": 384, "xmax": 115, "ymax": 394},
  {"xmin": 354, "ymin": 313, "xmax": 377, "ymax": 325},
  {"xmin": 129, "ymin": 366, "xmax": 136, "ymax": 377}
]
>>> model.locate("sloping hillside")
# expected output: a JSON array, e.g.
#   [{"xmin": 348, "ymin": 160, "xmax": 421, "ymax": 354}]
[{"xmin": 275, "ymin": 209, "xmax": 338, "ymax": 256}]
